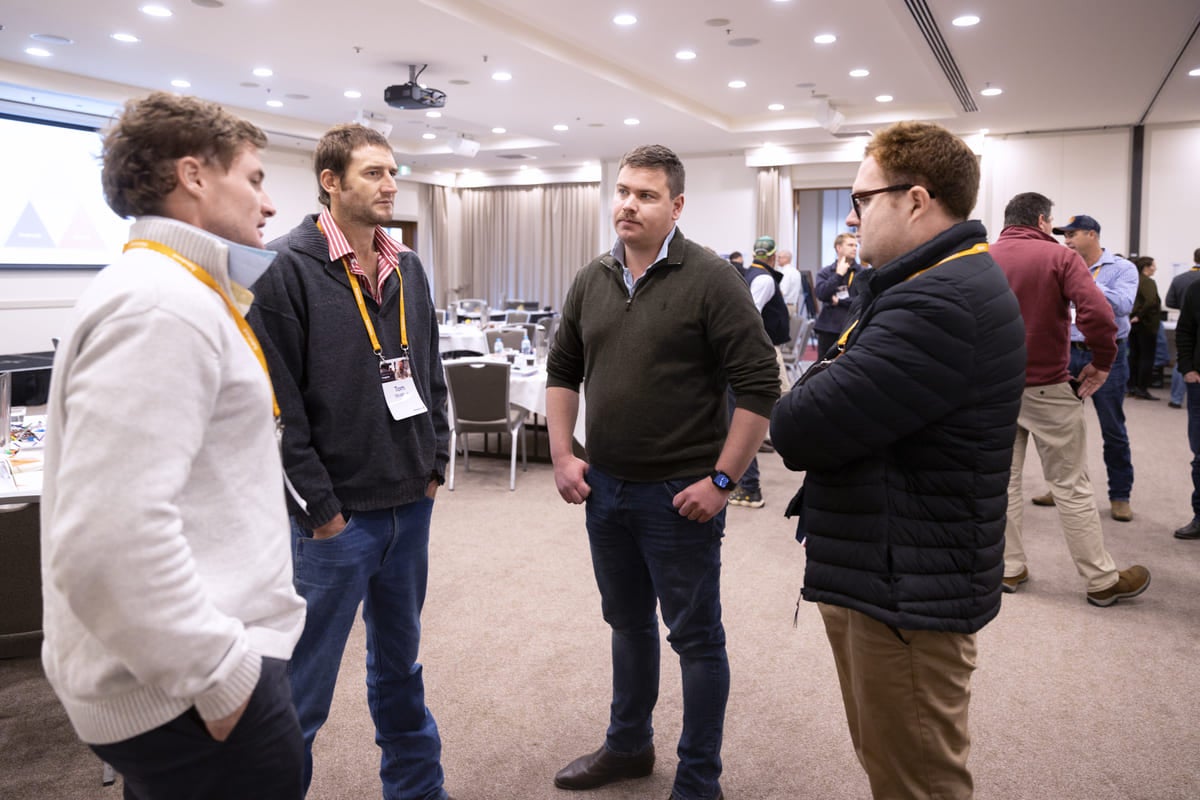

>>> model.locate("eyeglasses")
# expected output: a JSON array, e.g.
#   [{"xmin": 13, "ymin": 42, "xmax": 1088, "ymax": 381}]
[{"xmin": 849, "ymin": 183, "xmax": 935, "ymax": 218}]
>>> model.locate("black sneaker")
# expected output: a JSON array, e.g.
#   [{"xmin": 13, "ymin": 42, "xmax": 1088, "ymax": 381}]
[{"xmin": 729, "ymin": 487, "xmax": 765, "ymax": 508}]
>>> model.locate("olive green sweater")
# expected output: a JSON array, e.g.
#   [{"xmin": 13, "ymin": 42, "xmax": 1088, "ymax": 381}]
[{"xmin": 547, "ymin": 228, "xmax": 780, "ymax": 481}]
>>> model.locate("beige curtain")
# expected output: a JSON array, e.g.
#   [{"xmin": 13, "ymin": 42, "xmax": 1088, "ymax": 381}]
[
  {"xmin": 458, "ymin": 183, "xmax": 599, "ymax": 311},
  {"xmin": 756, "ymin": 167, "xmax": 781, "ymax": 241},
  {"xmin": 417, "ymin": 183, "xmax": 453, "ymax": 307}
]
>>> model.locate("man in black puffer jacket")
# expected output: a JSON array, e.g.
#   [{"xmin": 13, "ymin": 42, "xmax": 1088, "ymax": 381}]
[{"xmin": 771, "ymin": 121, "xmax": 1025, "ymax": 800}]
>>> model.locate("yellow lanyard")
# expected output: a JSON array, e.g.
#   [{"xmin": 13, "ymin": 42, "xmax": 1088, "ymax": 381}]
[
  {"xmin": 340, "ymin": 258, "xmax": 407, "ymax": 362},
  {"xmin": 123, "ymin": 239, "xmax": 279, "ymax": 419},
  {"xmin": 834, "ymin": 243, "xmax": 988, "ymax": 350},
  {"xmin": 316, "ymin": 219, "xmax": 408, "ymax": 362}
]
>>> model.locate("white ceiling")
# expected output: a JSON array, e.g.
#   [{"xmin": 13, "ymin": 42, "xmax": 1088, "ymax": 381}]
[{"xmin": 2, "ymin": 0, "xmax": 1199, "ymax": 175}]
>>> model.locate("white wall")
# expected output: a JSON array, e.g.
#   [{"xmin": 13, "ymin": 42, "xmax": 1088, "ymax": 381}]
[
  {"xmin": 979, "ymin": 130, "xmax": 1132, "ymax": 258},
  {"xmin": 1143, "ymin": 124, "xmax": 1200, "ymax": 292}
]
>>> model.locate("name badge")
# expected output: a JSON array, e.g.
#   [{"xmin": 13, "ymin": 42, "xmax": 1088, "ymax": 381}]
[{"xmin": 379, "ymin": 357, "xmax": 429, "ymax": 421}]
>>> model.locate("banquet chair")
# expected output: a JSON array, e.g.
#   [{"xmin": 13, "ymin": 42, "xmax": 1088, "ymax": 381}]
[
  {"xmin": 485, "ymin": 328, "xmax": 526, "ymax": 353},
  {"xmin": 786, "ymin": 318, "xmax": 817, "ymax": 385},
  {"xmin": 455, "ymin": 298, "xmax": 488, "ymax": 323},
  {"xmin": 443, "ymin": 361, "xmax": 527, "ymax": 491},
  {"xmin": 0, "ymin": 502, "xmax": 42, "ymax": 659},
  {"xmin": 504, "ymin": 310, "xmax": 530, "ymax": 324}
]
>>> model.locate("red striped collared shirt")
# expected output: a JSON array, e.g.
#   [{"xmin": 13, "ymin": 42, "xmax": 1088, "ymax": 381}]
[{"xmin": 317, "ymin": 207, "xmax": 406, "ymax": 304}]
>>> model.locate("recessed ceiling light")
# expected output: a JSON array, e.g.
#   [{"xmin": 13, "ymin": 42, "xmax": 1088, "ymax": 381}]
[
  {"xmin": 768, "ymin": 103, "xmax": 785, "ymax": 111},
  {"xmin": 422, "ymin": 132, "xmax": 436, "ymax": 140},
  {"xmin": 624, "ymin": 118, "xmax": 640, "ymax": 126},
  {"xmin": 140, "ymin": 4, "xmax": 173, "ymax": 17},
  {"xmin": 492, "ymin": 127, "xmax": 506, "ymax": 134},
  {"xmin": 1188, "ymin": 67, "xmax": 1200, "ymax": 77},
  {"xmin": 492, "ymin": 71, "xmax": 512, "ymax": 81},
  {"xmin": 613, "ymin": 13, "xmax": 636, "ymax": 25},
  {"xmin": 266, "ymin": 99, "xmax": 283, "ymax": 108},
  {"xmin": 728, "ymin": 80, "xmax": 747, "ymax": 89},
  {"xmin": 25, "ymin": 47, "xmax": 53, "ymax": 57},
  {"xmin": 426, "ymin": 110, "xmax": 441, "ymax": 118},
  {"xmin": 675, "ymin": 50, "xmax": 697, "ymax": 60},
  {"xmin": 111, "ymin": 32, "xmax": 140, "ymax": 43},
  {"xmin": 952, "ymin": 15, "xmax": 980, "ymax": 27},
  {"xmin": 813, "ymin": 33, "xmax": 836, "ymax": 44},
  {"xmin": 344, "ymin": 89, "xmax": 362, "ymax": 99},
  {"xmin": 875, "ymin": 94, "xmax": 894, "ymax": 103},
  {"xmin": 553, "ymin": 124, "xmax": 569, "ymax": 132},
  {"xmin": 981, "ymin": 85, "xmax": 1003, "ymax": 96},
  {"xmin": 849, "ymin": 68, "xmax": 870, "ymax": 78},
  {"xmin": 171, "ymin": 79, "xmax": 191, "ymax": 88},
  {"xmin": 728, "ymin": 38, "xmax": 760, "ymax": 47},
  {"xmin": 253, "ymin": 67, "xmax": 273, "ymax": 77}
]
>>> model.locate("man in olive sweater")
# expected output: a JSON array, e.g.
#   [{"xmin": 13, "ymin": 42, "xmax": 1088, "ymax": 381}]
[{"xmin": 546, "ymin": 144, "xmax": 779, "ymax": 800}]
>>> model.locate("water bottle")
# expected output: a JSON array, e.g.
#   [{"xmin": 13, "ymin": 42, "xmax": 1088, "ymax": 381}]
[
  {"xmin": 520, "ymin": 331, "xmax": 533, "ymax": 356},
  {"xmin": 493, "ymin": 337, "xmax": 504, "ymax": 356}
]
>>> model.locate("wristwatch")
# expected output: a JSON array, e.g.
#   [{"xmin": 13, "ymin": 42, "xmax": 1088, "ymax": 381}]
[{"xmin": 710, "ymin": 470, "xmax": 735, "ymax": 491}]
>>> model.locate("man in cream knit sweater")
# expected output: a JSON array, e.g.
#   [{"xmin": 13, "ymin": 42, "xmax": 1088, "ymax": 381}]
[{"xmin": 39, "ymin": 92, "xmax": 306, "ymax": 799}]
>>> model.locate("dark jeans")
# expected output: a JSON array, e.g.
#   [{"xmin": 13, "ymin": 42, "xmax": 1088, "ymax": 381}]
[
  {"xmin": 816, "ymin": 329, "xmax": 839, "ymax": 361},
  {"xmin": 1128, "ymin": 325, "xmax": 1157, "ymax": 392},
  {"xmin": 288, "ymin": 502, "xmax": 445, "ymax": 800},
  {"xmin": 90, "ymin": 657, "xmax": 303, "ymax": 800},
  {"xmin": 1070, "ymin": 339, "xmax": 1133, "ymax": 501},
  {"xmin": 1188, "ymin": 383, "xmax": 1200, "ymax": 517},
  {"xmin": 585, "ymin": 467, "xmax": 728, "ymax": 800}
]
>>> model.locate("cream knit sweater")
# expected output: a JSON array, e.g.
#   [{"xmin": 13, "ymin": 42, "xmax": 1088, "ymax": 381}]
[{"xmin": 39, "ymin": 217, "xmax": 305, "ymax": 744}]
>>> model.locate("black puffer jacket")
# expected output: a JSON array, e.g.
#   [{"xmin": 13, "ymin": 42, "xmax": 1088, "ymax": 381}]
[{"xmin": 771, "ymin": 221, "xmax": 1026, "ymax": 634}]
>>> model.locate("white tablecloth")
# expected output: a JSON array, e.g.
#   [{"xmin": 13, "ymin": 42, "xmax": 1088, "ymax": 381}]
[{"xmin": 438, "ymin": 324, "xmax": 488, "ymax": 355}]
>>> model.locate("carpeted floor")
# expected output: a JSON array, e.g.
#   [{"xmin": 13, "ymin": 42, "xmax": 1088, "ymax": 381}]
[{"xmin": 3, "ymin": 395, "xmax": 1199, "ymax": 799}]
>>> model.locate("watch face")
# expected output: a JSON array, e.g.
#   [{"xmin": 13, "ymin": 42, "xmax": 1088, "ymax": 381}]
[{"xmin": 712, "ymin": 472, "xmax": 733, "ymax": 490}]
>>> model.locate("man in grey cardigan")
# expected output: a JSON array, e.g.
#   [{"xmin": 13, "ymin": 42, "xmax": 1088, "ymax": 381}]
[{"xmin": 546, "ymin": 144, "xmax": 780, "ymax": 800}]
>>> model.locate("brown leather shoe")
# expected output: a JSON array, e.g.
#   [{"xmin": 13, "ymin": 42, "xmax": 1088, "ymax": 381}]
[
  {"xmin": 1001, "ymin": 566, "xmax": 1029, "ymax": 593},
  {"xmin": 554, "ymin": 744, "xmax": 655, "ymax": 790},
  {"xmin": 1087, "ymin": 565, "xmax": 1150, "ymax": 607},
  {"xmin": 1031, "ymin": 492, "xmax": 1055, "ymax": 507},
  {"xmin": 1110, "ymin": 500, "xmax": 1133, "ymax": 522}
]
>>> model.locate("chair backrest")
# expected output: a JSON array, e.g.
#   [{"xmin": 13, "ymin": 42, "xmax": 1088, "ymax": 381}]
[
  {"xmin": 542, "ymin": 315, "xmax": 561, "ymax": 352},
  {"xmin": 504, "ymin": 310, "xmax": 530, "ymax": 324},
  {"xmin": 444, "ymin": 361, "xmax": 511, "ymax": 425},
  {"xmin": 504, "ymin": 299, "xmax": 540, "ymax": 310},
  {"xmin": 457, "ymin": 298, "xmax": 487, "ymax": 314},
  {"xmin": 435, "ymin": 309, "xmax": 447, "ymax": 325},
  {"xmin": 485, "ymin": 328, "xmax": 527, "ymax": 352}
]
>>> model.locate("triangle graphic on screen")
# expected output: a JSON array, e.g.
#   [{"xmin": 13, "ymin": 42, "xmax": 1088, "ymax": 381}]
[
  {"xmin": 4, "ymin": 202, "xmax": 56, "ymax": 248},
  {"xmin": 60, "ymin": 205, "xmax": 108, "ymax": 250}
]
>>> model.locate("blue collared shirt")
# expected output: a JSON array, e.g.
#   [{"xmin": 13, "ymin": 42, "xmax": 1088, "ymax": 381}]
[
  {"xmin": 1071, "ymin": 248, "xmax": 1137, "ymax": 341},
  {"xmin": 611, "ymin": 226, "xmax": 677, "ymax": 297}
]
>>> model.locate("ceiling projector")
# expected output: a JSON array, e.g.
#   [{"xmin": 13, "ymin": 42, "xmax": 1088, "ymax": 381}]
[
  {"xmin": 385, "ymin": 64, "xmax": 445, "ymax": 110},
  {"xmin": 385, "ymin": 82, "xmax": 446, "ymax": 110}
]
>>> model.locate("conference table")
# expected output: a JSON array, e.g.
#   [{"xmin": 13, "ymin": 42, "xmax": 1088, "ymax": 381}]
[{"xmin": 438, "ymin": 323, "xmax": 488, "ymax": 356}]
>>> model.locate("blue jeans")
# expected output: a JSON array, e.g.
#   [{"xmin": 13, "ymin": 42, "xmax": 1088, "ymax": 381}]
[
  {"xmin": 91, "ymin": 658, "xmax": 303, "ymax": 800},
  {"xmin": 1188, "ymin": 383, "xmax": 1200, "ymax": 517},
  {"xmin": 289, "ymin": 502, "xmax": 445, "ymax": 800},
  {"xmin": 1070, "ymin": 339, "xmax": 1133, "ymax": 501},
  {"xmin": 1172, "ymin": 366, "xmax": 1185, "ymax": 405},
  {"xmin": 585, "ymin": 467, "xmax": 728, "ymax": 800}
]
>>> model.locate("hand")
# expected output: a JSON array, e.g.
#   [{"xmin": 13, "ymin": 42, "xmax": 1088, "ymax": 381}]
[
  {"xmin": 830, "ymin": 295, "xmax": 840, "ymax": 306},
  {"xmin": 1073, "ymin": 363, "xmax": 1109, "ymax": 399},
  {"xmin": 425, "ymin": 480, "xmax": 439, "ymax": 500},
  {"xmin": 836, "ymin": 256, "xmax": 849, "ymax": 276},
  {"xmin": 553, "ymin": 455, "xmax": 591, "ymax": 504},
  {"xmin": 204, "ymin": 697, "xmax": 249, "ymax": 742},
  {"xmin": 312, "ymin": 514, "xmax": 347, "ymax": 540},
  {"xmin": 1186, "ymin": 371, "xmax": 1200, "ymax": 384},
  {"xmin": 671, "ymin": 478, "xmax": 727, "ymax": 524},
  {"xmin": 1130, "ymin": 315, "xmax": 1139, "ymax": 324}
]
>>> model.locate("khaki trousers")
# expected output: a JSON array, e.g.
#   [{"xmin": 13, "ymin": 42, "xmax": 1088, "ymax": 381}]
[
  {"xmin": 1005, "ymin": 383, "xmax": 1118, "ymax": 592},
  {"xmin": 819, "ymin": 604, "xmax": 976, "ymax": 800},
  {"xmin": 774, "ymin": 345, "xmax": 791, "ymax": 392}
]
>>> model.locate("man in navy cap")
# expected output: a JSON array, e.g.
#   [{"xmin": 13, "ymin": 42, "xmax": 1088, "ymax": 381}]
[{"xmin": 1034, "ymin": 215, "xmax": 1139, "ymax": 521}]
